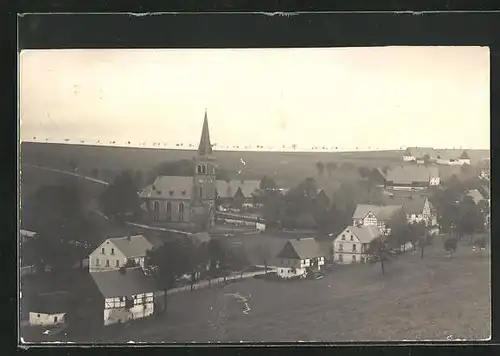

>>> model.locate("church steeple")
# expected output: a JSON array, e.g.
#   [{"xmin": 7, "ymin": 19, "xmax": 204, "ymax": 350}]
[{"xmin": 198, "ymin": 109, "xmax": 212, "ymax": 156}]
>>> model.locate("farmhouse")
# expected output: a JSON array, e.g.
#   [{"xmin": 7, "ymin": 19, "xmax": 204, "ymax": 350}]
[
  {"xmin": 89, "ymin": 267, "xmax": 156, "ymax": 326},
  {"xmin": 435, "ymin": 149, "xmax": 471, "ymax": 166},
  {"xmin": 352, "ymin": 204, "xmax": 404, "ymax": 234},
  {"xmin": 403, "ymin": 147, "xmax": 437, "ymax": 163},
  {"xmin": 216, "ymin": 180, "xmax": 261, "ymax": 210},
  {"xmin": 333, "ymin": 225, "xmax": 382, "ymax": 264},
  {"xmin": 28, "ymin": 292, "xmax": 69, "ymax": 327},
  {"xmin": 382, "ymin": 192, "xmax": 437, "ymax": 226},
  {"xmin": 275, "ymin": 238, "xmax": 325, "ymax": 279},
  {"xmin": 385, "ymin": 166, "xmax": 440, "ymax": 191},
  {"xmin": 88, "ymin": 235, "xmax": 154, "ymax": 273},
  {"xmin": 139, "ymin": 110, "xmax": 217, "ymax": 230}
]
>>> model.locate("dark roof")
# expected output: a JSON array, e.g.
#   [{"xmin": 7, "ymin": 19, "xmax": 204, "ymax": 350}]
[
  {"xmin": 90, "ymin": 267, "xmax": 156, "ymax": 298},
  {"xmin": 381, "ymin": 195, "xmax": 428, "ymax": 215},
  {"xmin": 337, "ymin": 225, "xmax": 381, "ymax": 244},
  {"xmin": 198, "ymin": 110, "xmax": 212, "ymax": 156},
  {"xmin": 108, "ymin": 235, "xmax": 154, "ymax": 258},
  {"xmin": 386, "ymin": 166, "xmax": 439, "ymax": 184},
  {"xmin": 276, "ymin": 238, "xmax": 322, "ymax": 260},
  {"xmin": 139, "ymin": 176, "xmax": 193, "ymax": 200},
  {"xmin": 353, "ymin": 204, "xmax": 403, "ymax": 221},
  {"xmin": 32, "ymin": 292, "xmax": 70, "ymax": 314}
]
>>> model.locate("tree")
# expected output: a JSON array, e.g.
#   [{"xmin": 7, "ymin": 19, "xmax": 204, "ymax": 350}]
[
  {"xmin": 366, "ymin": 236, "xmax": 389, "ymax": 276},
  {"xmin": 255, "ymin": 243, "xmax": 271, "ymax": 274},
  {"xmin": 444, "ymin": 237, "xmax": 458, "ymax": 256},
  {"xmin": 458, "ymin": 197, "xmax": 484, "ymax": 243},
  {"xmin": 99, "ymin": 170, "xmax": 141, "ymax": 220},
  {"xmin": 207, "ymin": 239, "xmax": 227, "ymax": 275},
  {"xmin": 260, "ymin": 175, "xmax": 278, "ymax": 192},
  {"xmin": 358, "ymin": 166, "xmax": 371, "ymax": 180},
  {"xmin": 422, "ymin": 154, "xmax": 431, "ymax": 165},
  {"xmin": 316, "ymin": 161, "xmax": 325, "ymax": 176},
  {"xmin": 134, "ymin": 170, "xmax": 144, "ymax": 189},
  {"xmin": 326, "ymin": 162, "xmax": 337, "ymax": 177},
  {"xmin": 146, "ymin": 239, "xmax": 193, "ymax": 311}
]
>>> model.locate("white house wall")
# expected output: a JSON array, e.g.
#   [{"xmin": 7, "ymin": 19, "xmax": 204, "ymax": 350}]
[
  {"xmin": 89, "ymin": 240, "xmax": 128, "ymax": 273},
  {"xmin": 103, "ymin": 293, "xmax": 154, "ymax": 326},
  {"xmin": 29, "ymin": 312, "xmax": 66, "ymax": 326}
]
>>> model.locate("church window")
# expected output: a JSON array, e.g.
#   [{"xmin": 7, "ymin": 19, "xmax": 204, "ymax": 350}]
[
  {"xmin": 197, "ymin": 165, "xmax": 202, "ymax": 174},
  {"xmin": 179, "ymin": 202, "xmax": 184, "ymax": 221},
  {"xmin": 202, "ymin": 165, "xmax": 206, "ymax": 174},
  {"xmin": 166, "ymin": 202, "xmax": 172, "ymax": 221},
  {"xmin": 153, "ymin": 201, "xmax": 160, "ymax": 221},
  {"xmin": 199, "ymin": 187, "xmax": 203, "ymax": 199}
]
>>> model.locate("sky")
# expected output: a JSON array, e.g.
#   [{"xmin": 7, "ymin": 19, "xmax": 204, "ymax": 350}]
[{"xmin": 19, "ymin": 46, "xmax": 490, "ymax": 152}]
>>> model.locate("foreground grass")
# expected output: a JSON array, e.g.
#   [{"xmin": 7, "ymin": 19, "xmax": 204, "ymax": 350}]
[{"xmin": 92, "ymin": 241, "xmax": 489, "ymax": 343}]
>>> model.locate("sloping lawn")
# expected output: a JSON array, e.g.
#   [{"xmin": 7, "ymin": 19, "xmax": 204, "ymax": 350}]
[{"xmin": 92, "ymin": 240, "xmax": 489, "ymax": 343}]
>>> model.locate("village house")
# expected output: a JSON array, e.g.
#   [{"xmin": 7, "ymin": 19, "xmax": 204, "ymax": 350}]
[
  {"xmin": 435, "ymin": 149, "xmax": 471, "ymax": 166},
  {"xmin": 216, "ymin": 179, "xmax": 261, "ymax": 210},
  {"xmin": 385, "ymin": 165, "xmax": 440, "ymax": 191},
  {"xmin": 275, "ymin": 238, "xmax": 325, "ymax": 279},
  {"xmin": 89, "ymin": 267, "xmax": 156, "ymax": 326},
  {"xmin": 382, "ymin": 191, "xmax": 437, "ymax": 226},
  {"xmin": 352, "ymin": 204, "xmax": 404, "ymax": 234},
  {"xmin": 139, "ymin": 110, "xmax": 217, "ymax": 230},
  {"xmin": 28, "ymin": 291, "xmax": 69, "ymax": 327},
  {"xmin": 403, "ymin": 147, "xmax": 437, "ymax": 163},
  {"xmin": 88, "ymin": 235, "xmax": 154, "ymax": 273},
  {"xmin": 333, "ymin": 225, "xmax": 382, "ymax": 264}
]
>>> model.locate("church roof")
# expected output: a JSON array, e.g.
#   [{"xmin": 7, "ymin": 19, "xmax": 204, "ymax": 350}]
[
  {"xmin": 198, "ymin": 110, "xmax": 213, "ymax": 156},
  {"xmin": 139, "ymin": 176, "xmax": 193, "ymax": 200}
]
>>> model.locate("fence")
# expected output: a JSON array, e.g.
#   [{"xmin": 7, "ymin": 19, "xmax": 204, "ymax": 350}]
[{"xmin": 166, "ymin": 269, "xmax": 276, "ymax": 295}]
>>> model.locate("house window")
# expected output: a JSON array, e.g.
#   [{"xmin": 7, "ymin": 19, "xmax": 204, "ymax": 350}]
[
  {"xmin": 106, "ymin": 260, "xmax": 110, "ymax": 267},
  {"xmin": 116, "ymin": 260, "xmax": 120, "ymax": 267},
  {"xmin": 96, "ymin": 258, "xmax": 100, "ymax": 266},
  {"xmin": 166, "ymin": 202, "xmax": 172, "ymax": 220},
  {"xmin": 350, "ymin": 235, "xmax": 354, "ymax": 241},
  {"xmin": 338, "ymin": 254, "xmax": 343, "ymax": 262},
  {"xmin": 197, "ymin": 165, "xmax": 202, "ymax": 174},
  {"xmin": 338, "ymin": 243, "xmax": 343, "ymax": 252},
  {"xmin": 37, "ymin": 314, "xmax": 40, "ymax": 317},
  {"xmin": 352, "ymin": 255, "xmax": 357, "ymax": 262},
  {"xmin": 111, "ymin": 248, "xmax": 115, "ymax": 255},
  {"xmin": 54, "ymin": 316, "xmax": 58, "ymax": 322},
  {"xmin": 352, "ymin": 244, "xmax": 357, "ymax": 252},
  {"xmin": 153, "ymin": 201, "xmax": 160, "ymax": 221},
  {"xmin": 341, "ymin": 234, "xmax": 346, "ymax": 240},
  {"xmin": 101, "ymin": 247, "xmax": 105, "ymax": 254}
]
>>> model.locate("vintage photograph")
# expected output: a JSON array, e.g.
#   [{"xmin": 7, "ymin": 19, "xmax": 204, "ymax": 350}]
[{"xmin": 19, "ymin": 47, "xmax": 490, "ymax": 343}]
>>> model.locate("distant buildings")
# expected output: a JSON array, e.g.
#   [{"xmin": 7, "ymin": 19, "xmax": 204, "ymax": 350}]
[
  {"xmin": 275, "ymin": 238, "xmax": 325, "ymax": 279},
  {"xmin": 403, "ymin": 147, "xmax": 471, "ymax": 166},
  {"xmin": 216, "ymin": 180, "xmax": 261, "ymax": 210},
  {"xmin": 385, "ymin": 166, "xmax": 440, "ymax": 191},
  {"xmin": 381, "ymin": 191, "xmax": 437, "ymax": 226}
]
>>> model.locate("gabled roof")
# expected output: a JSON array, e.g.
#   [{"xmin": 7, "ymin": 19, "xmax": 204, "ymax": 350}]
[
  {"xmin": 386, "ymin": 166, "xmax": 439, "ymax": 184},
  {"xmin": 435, "ymin": 149, "xmax": 469, "ymax": 161},
  {"xmin": 276, "ymin": 237, "xmax": 322, "ymax": 260},
  {"xmin": 107, "ymin": 235, "xmax": 154, "ymax": 258},
  {"xmin": 381, "ymin": 195, "xmax": 428, "ymax": 215},
  {"xmin": 32, "ymin": 292, "xmax": 70, "ymax": 314},
  {"xmin": 198, "ymin": 110, "xmax": 213, "ymax": 156},
  {"xmin": 338, "ymin": 225, "xmax": 382, "ymax": 244},
  {"xmin": 216, "ymin": 180, "xmax": 260, "ymax": 198},
  {"xmin": 460, "ymin": 150, "xmax": 470, "ymax": 159},
  {"xmin": 353, "ymin": 204, "xmax": 403, "ymax": 221},
  {"xmin": 139, "ymin": 176, "xmax": 193, "ymax": 200},
  {"xmin": 90, "ymin": 267, "xmax": 156, "ymax": 298},
  {"xmin": 404, "ymin": 147, "xmax": 437, "ymax": 159}
]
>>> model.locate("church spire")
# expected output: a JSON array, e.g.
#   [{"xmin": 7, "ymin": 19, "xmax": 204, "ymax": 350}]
[{"xmin": 198, "ymin": 109, "xmax": 212, "ymax": 156}]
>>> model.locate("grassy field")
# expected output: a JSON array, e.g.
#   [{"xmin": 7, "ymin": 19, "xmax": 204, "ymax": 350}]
[{"xmin": 72, "ymin": 238, "xmax": 490, "ymax": 343}]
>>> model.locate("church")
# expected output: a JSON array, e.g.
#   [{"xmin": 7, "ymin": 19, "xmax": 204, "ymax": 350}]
[{"xmin": 139, "ymin": 110, "xmax": 217, "ymax": 231}]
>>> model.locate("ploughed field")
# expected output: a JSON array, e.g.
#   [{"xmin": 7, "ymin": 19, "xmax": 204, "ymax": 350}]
[{"xmin": 92, "ymin": 240, "xmax": 490, "ymax": 343}]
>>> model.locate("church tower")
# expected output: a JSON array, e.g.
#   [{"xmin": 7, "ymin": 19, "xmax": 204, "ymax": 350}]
[{"xmin": 191, "ymin": 110, "xmax": 217, "ymax": 229}]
